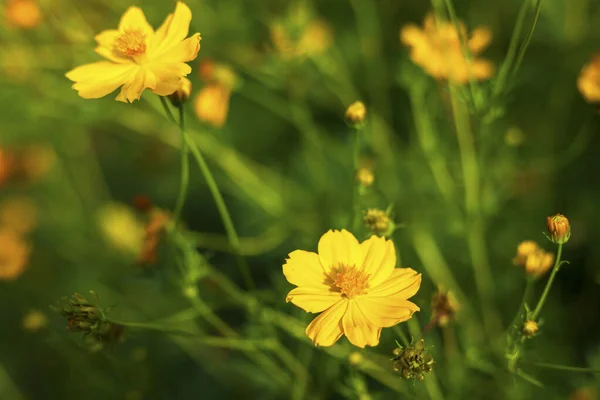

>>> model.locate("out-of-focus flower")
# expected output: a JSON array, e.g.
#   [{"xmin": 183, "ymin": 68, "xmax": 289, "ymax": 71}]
[
  {"xmin": 546, "ymin": 213, "xmax": 571, "ymax": 245},
  {"xmin": 0, "ymin": 196, "xmax": 38, "ymax": 235},
  {"xmin": 137, "ymin": 209, "xmax": 171, "ymax": 265},
  {"xmin": 569, "ymin": 387, "xmax": 597, "ymax": 400},
  {"xmin": 0, "ymin": 46, "xmax": 36, "ymax": 82},
  {"xmin": 356, "ymin": 167, "xmax": 374, "ymax": 187},
  {"xmin": 0, "ymin": 229, "xmax": 31, "ymax": 280},
  {"xmin": 522, "ymin": 320, "xmax": 538, "ymax": 336},
  {"xmin": 429, "ymin": 285, "xmax": 460, "ymax": 328},
  {"xmin": 22, "ymin": 310, "xmax": 48, "ymax": 332},
  {"xmin": 168, "ymin": 77, "xmax": 192, "ymax": 106},
  {"xmin": 513, "ymin": 241, "xmax": 554, "ymax": 278},
  {"xmin": 578, "ymin": 54, "xmax": 600, "ymax": 104},
  {"xmin": 97, "ymin": 203, "xmax": 144, "ymax": 255},
  {"xmin": 132, "ymin": 194, "xmax": 153, "ymax": 212},
  {"xmin": 283, "ymin": 229, "xmax": 421, "ymax": 348},
  {"xmin": 199, "ymin": 60, "xmax": 239, "ymax": 89},
  {"xmin": 19, "ymin": 145, "xmax": 56, "ymax": 181},
  {"xmin": 504, "ymin": 127, "xmax": 525, "ymax": 147},
  {"xmin": 348, "ymin": 352, "xmax": 364, "ymax": 366},
  {"xmin": 392, "ymin": 339, "xmax": 434, "ymax": 381},
  {"xmin": 4, "ymin": 0, "xmax": 42, "ymax": 29},
  {"xmin": 345, "ymin": 101, "xmax": 367, "ymax": 125},
  {"xmin": 193, "ymin": 83, "xmax": 232, "ymax": 128},
  {"xmin": 66, "ymin": 2, "xmax": 201, "ymax": 103},
  {"xmin": 400, "ymin": 14, "xmax": 494, "ymax": 83},
  {"xmin": 363, "ymin": 209, "xmax": 392, "ymax": 236},
  {"xmin": 0, "ymin": 147, "xmax": 17, "ymax": 185}
]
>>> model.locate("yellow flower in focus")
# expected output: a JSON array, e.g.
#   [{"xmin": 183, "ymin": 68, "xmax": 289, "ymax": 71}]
[
  {"xmin": 66, "ymin": 2, "xmax": 201, "ymax": 103},
  {"xmin": 578, "ymin": 54, "xmax": 600, "ymax": 104},
  {"xmin": 193, "ymin": 83, "xmax": 232, "ymax": 128},
  {"xmin": 400, "ymin": 14, "xmax": 494, "ymax": 83},
  {"xmin": 0, "ymin": 229, "xmax": 31, "ymax": 280},
  {"xmin": 283, "ymin": 230, "xmax": 421, "ymax": 348},
  {"xmin": 0, "ymin": 196, "xmax": 38, "ymax": 235},
  {"xmin": 97, "ymin": 203, "xmax": 144, "ymax": 254},
  {"xmin": 4, "ymin": 0, "xmax": 42, "ymax": 29},
  {"xmin": 22, "ymin": 310, "xmax": 48, "ymax": 332}
]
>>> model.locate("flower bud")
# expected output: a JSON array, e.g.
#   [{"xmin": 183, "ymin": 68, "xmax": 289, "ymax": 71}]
[
  {"xmin": 522, "ymin": 320, "xmax": 539, "ymax": 336},
  {"xmin": 168, "ymin": 78, "xmax": 192, "ymax": 107},
  {"xmin": 345, "ymin": 101, "xmax": 367, "ymax": 126},
  {"xmin": 356, "ymin": 167, "xmax": 374, "ymax": 187},
  {"xmin": 430, "ymin": 286, "xmax": 460, "ymax": 328},
  {"xmin": 363, "ymin": 209, "xmax": 392, "ymax": 236},
  {"xmin": 546, "ymin": 214, "xmax": 570, "ymax": 244}
]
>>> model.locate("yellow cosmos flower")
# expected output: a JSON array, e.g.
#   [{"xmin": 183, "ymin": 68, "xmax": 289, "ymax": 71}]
[
  {"xmin": 283, "ymin": 230, "xmax": 421, "ymax": 348},
  {"xmin": 578, "ymin": 53, "xmax": 600, "ymax": 104},
  {"xmin": 401, "ymin": 13, "xmax": 493, "ymax": 83},
  {"xmin": 66, "ymin": 2, "xmax": 201, "ymax": 103}
]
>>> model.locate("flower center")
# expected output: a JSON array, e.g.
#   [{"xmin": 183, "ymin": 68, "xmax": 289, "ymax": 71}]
[
  {"xmin": 333, "ymin": 265, "xmax": 369, "ymax": 298},
  {"xmin": 113, "ymin": 30, "xmax": 147, "ymax": 57}
]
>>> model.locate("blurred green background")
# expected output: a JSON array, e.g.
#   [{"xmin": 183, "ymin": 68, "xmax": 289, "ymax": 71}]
[{"xmin": 1, "ymin": 0, "xmax": 600, "ymax": 399}]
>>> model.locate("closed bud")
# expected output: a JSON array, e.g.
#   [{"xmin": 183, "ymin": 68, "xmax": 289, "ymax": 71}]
[
  {"xmin": 363, "ymin": 209, "xmax": 393, "ymax": 236},
  {"xmin": 168, "ymin": 78, "xmax": 192, "ymax": 107},
  {"xmin": 345, "ymin": 101, "xmax": 367, "ymax": 126},
  {"xmin": 546, "ymin": 214, "xmax": 570, "ymax": 244},
  {"xmin": 522, "ymin": 320, "xmax": 539, "ymax": 336}
]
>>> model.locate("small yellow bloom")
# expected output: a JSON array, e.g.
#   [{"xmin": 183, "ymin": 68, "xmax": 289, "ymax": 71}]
[
  {"xmin": 97, "ymin": 203, "xmax": 144, "ymax": 255},
  {"xmin": 0, "ymin": 229, "xmax": 31, "ymax": 280},
  {"xmin": 22, "ymin": 310, "xmax": 48, "ymax": 332},
  {"xmin": 345, "ymin": 101, "xmax": 367, "ymax": 124},
  {"xmin": 578, "ymin": 54, "xmax": 600, "ymax": 104},
  {"xmin": 356, "ymin": 167, "xmax": 374, "ymax": 187},
  {"xmin": 193, "ymin": 83, "xmax": 232, "ymax": 128},
  {"xmin": 513, "ymin": 240, "xmax": 554, "ymax": 277},
  {"xmin": 513, "ymin": 240, "xmax": 540, "ymax": 266},
  {"xmin": 283, "ymin": 230, "xmax": 421, "ymax": 348},
  {"xmin": 400, "ymin": 14, "xmax": 494, "ymax": 83},
  {"xmin": 522, "ymin": 320, "xmax": 538, "ymax": 336},
  {"xmin": 66, "ymin": 2, "xmax": 201, "ymax": 103},
  {"xmin": 4, "ymin": 0, "xmax": 42, "ymax": 29}
]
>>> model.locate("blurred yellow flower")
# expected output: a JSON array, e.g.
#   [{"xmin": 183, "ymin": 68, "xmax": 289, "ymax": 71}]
[
  {"xmin": 97, "ymin": 203, "xmax": 144, "ymax": 255},
  {"xmin": 0, "ymin": 147, "xmax": 16, "ymax": 185},
  {"xmin": 0, "ymin": 229, "xmax": 31, "ymax": 280},
  {"xmin": 22, "ymin": 310, "xmax": 48, "ymax": 332},
  {"xmin": 578, "ymin": 54, "xmax": 600, "ymax": 103},
  {"xmin": 345, "ymin": 101, "xmax": 367, "ymax": 124},
  {"xmin": 513, "ymin": 240, "xmax": 554, "ymax": 278},
  {"xmin": 400, "ymin": 14, "xmax": 494, "ymax": 83},
  {"xmin": 283, "ymin": 230, "xmax": 421, "ymax": 348},
  {"xmin": 4, "ymin": 0, "xmax": 42, "ymax": 29},
  {"xmin": 193, "ymin": 83, "xmax": 232, "ymax": 128},
  {"xmin": 66, "ymin": 2, "xmax": 201, "ymax": 103},
  {"xmin": 0, "ymin": 196, "xmax": 38, "ymax": 235},
  {"xmin": 270, "ymin": 18, "xmax": 332, "ymax": 59}
]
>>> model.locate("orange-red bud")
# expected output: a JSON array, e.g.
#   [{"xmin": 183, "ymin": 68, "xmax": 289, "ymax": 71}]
[{"xmin": 546, "ymin": 214, "xmax": 570, "ymax": 244}]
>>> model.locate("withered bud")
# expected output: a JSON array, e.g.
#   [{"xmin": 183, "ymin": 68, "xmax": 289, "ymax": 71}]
[
  {"xmin": 430, "ymin": 286, "xmax": 460, "ymax": 328},
  {"xmin": 546, "ymin": 214, "xmax": 570, "ymax": 244},
  {"xmin": 391, "ymin": 339, "xmax": 434, "ymax": 381}
]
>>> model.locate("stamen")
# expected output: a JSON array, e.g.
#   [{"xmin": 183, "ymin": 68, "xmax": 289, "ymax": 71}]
[
  {"xmin": 113, "ymin": 29, "xmax": 147, "ymax": 57},
  {"xmin": 333, "ymin": 265, "xmax": 370, "ymax": 298}
]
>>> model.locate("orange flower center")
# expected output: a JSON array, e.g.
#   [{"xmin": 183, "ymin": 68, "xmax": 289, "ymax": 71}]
[
  {"xmin": 333, "ymin": 265, "xmax": 369, "ymax": 298},
  {"xmin": 113, "ymin": 30, "xmax": 147, "ymax": 57}
]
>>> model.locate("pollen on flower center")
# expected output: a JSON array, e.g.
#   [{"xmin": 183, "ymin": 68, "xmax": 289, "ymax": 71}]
[
  {"xmin": 333, "ymin": 265, "xmax": 370, "ymax": 298},
  {"xmin": 113, "ymin": 30, "xmax": 147, "ymax": 57}
]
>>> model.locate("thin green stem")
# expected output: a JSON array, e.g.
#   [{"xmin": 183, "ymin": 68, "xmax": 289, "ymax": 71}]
[
  {"xmin": 532, "ymin": 244, "xmax": 563, "ymax": 320},
  {"xmin": 106, "ymin": 319, "xmax": 197, "ymax": 336},
  {"xmin": 184, "ymin": 133, "xmax": 255, "ymax": 289},
  {"xmin": 172, "ymin": 104, "xmax": 190, "ymax": 224},
  {"xmin": 508, "ymin": 278, "xmax": 534, "ymax": 334},
  {"xmin": 523, "ymin": 362, "xmax": 600, "ymax": 374},
  {"xmin": 159, "ymin": 96, "xmax": 177, "ymax": 124},
  {"xmin": 510, "ymin": 0, "xmax": 543, "ymax": 81}
]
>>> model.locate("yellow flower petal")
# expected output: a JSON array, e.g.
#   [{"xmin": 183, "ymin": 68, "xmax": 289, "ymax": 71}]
[
  {"xmin": 469, "ymin": 27, "xmax": 492, "ymax": 53},
  {"xmin": 66, "ymin": 62, "xmax": 137, "ymax": 99},
  {"xmin": 306, "ymin": 300, "xmax": 347, "ymax": 347},
  {"xmin": 151, "ymin": 2, "xmax": 193, "ymax": 58},
  {"xmin": 359, "ymin": 235, "xmax": 395, "ymax": 287},
  {"xmin": 115, "ymin": 67, "xmax": 155, "ymax": 103},
  {"xmin": 118, "ymin": 6, "xmax": 154, "ymax": 36},
  {"xmin": 286, "ymin": 287, "xmax": 342, "ymax": 313},
  {"xmin": 283, "ymin": 250, "xmax": 330, "ymax": 289},
  {"xmin": 342, "ymin": 300, "xmax": 381, "ymax": 348},
  {"xmin": 369, "ymin": 267, "xmax": 421, "ymax": 298},
  {"xmin": 358, "ymin": 296, "xmax": 419, "ymax": 327},
  {"xmin": 318, "ymin": 230, "xmax": 362, "ymax": 277},
  {"xmin": 154, "ymin": 33, "xmax": 201, "ymax": 63},
  {"xmin": 400, "ymin": 24, "xmax": 425, "ymax": 46}
]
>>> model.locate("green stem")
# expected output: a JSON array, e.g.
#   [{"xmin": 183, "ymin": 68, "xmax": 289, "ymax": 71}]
[
  {"xmin": 532, "ymin": 243, "xmax": 563, "ymax": 320},
  {"xmin": 106, "ymin": 319, "xmax": 196, "ymax": 336},
  {"xmin": 184, "ymin": 133, "xmax": 255, "ymax": 289},
  {"xmin": 523, "ymin": 362, "xmax": 600, "ymax": 373},
  {"xmin": 507, "ymin": 278, "xmax": 534, "ymax": 335},
  {"xmin": 172, "ymin": 104, "xmax": 190, "ymax": 224},
  {"xmin": 510, "ymin": 0, "xmax": 543, "ymax": 82}
]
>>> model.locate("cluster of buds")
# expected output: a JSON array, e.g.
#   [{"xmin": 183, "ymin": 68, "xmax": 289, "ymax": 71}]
[
  {"xmin": 546, "ymin": 214, "xmax": 570, "ymax": 245},
  {"xmin": 392, "ymin": 339, "xmax": 434, "ymax": 381},
  {"xmin": 363, "ymin": 208, "xmax": 394, "ymax": 236},
  {"xmin": 52, "ymin": 292, "xmax": 124, "ymax": 343},
  {"xmin": 513, "ymin": 240, "xmax": 554, "ymax": 278}
]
